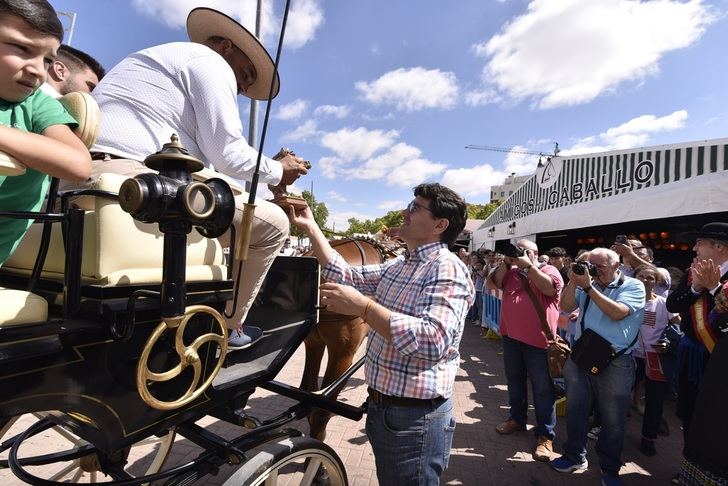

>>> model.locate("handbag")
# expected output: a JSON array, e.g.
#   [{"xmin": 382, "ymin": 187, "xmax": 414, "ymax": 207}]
[
  {"xmin": 570, "ymin": 280, "xmax": 638, "ymax": 375},
  {"xmin": 518, "ymin": 273, "xmax": 570, "ymax": 379}
]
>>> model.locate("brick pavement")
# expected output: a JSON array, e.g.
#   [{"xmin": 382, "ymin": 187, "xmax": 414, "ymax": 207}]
[{"xmin": 1, "ymin": 322, "xmax": 682, "ymax": 485}]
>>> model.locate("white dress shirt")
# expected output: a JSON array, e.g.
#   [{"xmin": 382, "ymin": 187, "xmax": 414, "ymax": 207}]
[{"xmin": 91, "ymin": 42, "xmax": 282, "ymax": 185}]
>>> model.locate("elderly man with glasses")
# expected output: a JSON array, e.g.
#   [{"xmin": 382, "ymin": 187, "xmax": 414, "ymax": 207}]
[
  {"xmin": 289, "ymin": 182, "xmax": 474, "ymax": 486},
  {"xmin": 550, "ymin": 247, "xmax": 645, "ymax": 486}
]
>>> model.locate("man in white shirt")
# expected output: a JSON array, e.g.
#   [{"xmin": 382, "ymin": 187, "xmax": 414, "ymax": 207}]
[{"xmin": 73, "ymin": 8, "xmax": 309, "ymax": 349}]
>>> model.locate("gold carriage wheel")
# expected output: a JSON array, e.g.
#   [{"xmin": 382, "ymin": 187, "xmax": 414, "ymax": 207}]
[{"xmin": 136, "ymin": 305, "xmax": 228, "ymax": 411}]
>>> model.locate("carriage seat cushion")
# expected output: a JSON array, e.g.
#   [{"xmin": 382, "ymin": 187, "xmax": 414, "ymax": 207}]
[
  {"xmin": 2, "ymin": 173, "xmax": 227, "ymax": 286},
  {"xmin": 0, "ymin": 287, "xmax": 48, "ymax": 326}
]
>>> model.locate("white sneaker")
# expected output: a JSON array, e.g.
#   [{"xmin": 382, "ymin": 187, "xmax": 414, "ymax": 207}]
[{"xmin": 228, "ymin": 325, "xmax": 263, "ymax": 351}]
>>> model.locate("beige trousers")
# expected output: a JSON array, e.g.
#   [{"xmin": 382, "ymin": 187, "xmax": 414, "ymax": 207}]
[{"xmin": 70, "ymin": 159, "xmax": 289, "ymax": 329}]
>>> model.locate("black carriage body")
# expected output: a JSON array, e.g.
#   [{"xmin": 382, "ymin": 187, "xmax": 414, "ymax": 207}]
[{"xmin": 0, "ymin": 255, "xmax": 320, "ymax": 455}]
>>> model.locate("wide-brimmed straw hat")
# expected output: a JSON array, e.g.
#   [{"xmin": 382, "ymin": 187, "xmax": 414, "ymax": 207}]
[
  {"xmin": 682, "ymin": 222, "xmax": 728, "ymax": 242},
  {"xmin": 186, "ymin": 7, "xmax": 280, "ymax": 100}
]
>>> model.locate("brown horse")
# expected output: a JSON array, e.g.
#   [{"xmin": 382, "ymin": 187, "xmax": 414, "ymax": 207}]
[{"xmin": 301, "ymin": 237, "xmax": 400, "ymax": 441}]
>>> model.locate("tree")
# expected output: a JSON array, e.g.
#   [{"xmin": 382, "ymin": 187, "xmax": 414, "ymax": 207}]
[
  {"xmin": 467, "ymin": 201, "xmax": 501, "ymax": 220},
  {"xmin": 345, "ymin": 210, "xmax": 403, "ymax": 236},
  {"xmin": 290, "ymin": 190, "xmax": 329, "ymax": 238}
]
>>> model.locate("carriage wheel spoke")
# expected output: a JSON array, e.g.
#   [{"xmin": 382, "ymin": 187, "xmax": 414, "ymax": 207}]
[
  {"xmin": 300, "ymin": 458, "xmax": 322, "ymax": 486},
  {"xmin": 49, "ymin": 459, "xmax": 80, "ymax": 481}
]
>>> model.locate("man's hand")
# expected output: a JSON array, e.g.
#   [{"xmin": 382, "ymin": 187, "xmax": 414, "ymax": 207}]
[
  {"xmin": 288, "ymin": 204, "xmax": 316, "ymax": 235},
  {"xmin": 279, "ymin": 153, "xmax": 309, "ymax": 186},
  {"xmin": 568, "ymin": 268, "xmax": 592, "ymax": 289},
  {"xmin": 319, "ymin": 282, "xmax": 368, "ymax": 316},
  {"xmin": 507, "ymin": 252, "xmax": 532, "ymax": 270},
  {"xmin": 611, "ymin": 242, "xmax": 635, "ymax": 259},
  {"xmin": 691, "ymin": 258, "xmax": 720, "ymax": 291}
]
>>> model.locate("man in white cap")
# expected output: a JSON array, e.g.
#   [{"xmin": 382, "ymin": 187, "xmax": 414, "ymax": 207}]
[{"xmin": 75, "ymin": 7, "xmax": 309, "ymax": 349}]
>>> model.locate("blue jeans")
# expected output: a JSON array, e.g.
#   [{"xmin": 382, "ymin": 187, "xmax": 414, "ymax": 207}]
[
  {"xmin": 502, "ymin": 335, "xmax": 556, "ymax": 439},
  {"xmin": 563, "ymin": 353, "xmax": 635, "ymax": 474},
  {"xmin": 366, "ymin": 396, "xmax": 455, "ymax": 485}
]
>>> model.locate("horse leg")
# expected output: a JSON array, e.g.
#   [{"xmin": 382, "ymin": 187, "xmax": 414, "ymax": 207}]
[
  {"xmin": 309, "ymin": 318, "xmax": 369, "ymax": 442},
  {"xmin": 301, "ymin": 329, "xmax": 325, "ymax": 393}
]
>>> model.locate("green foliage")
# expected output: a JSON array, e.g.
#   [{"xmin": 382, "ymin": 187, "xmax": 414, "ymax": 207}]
[
  {"xmin": 467, "ymin": 201, "xmax": 501, "ymax": 220},
  {"xmin": 345, "ymin": 210, "xmax": 403, "ymax": 236}
]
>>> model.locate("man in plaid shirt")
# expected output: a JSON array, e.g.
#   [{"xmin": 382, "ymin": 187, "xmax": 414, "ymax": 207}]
[{"xmin": 289, "ymin": 182, "xmax": 474, "ymax": 485}]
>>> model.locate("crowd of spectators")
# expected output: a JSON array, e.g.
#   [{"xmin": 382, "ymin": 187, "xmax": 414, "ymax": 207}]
[{"xmin": 461, "ymin": 224, "xmax": 728, "ymax": 486}]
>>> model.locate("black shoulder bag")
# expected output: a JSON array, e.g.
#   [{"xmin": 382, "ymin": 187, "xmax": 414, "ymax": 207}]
[{"xmin": 569, "ymin": 276, "xmax": 639, "ymax": 375}]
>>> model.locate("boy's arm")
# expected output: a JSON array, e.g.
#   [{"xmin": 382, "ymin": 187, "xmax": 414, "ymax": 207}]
[{"xmin": 0, "ymin": 124, "xmax": 91, "ymax": 181}]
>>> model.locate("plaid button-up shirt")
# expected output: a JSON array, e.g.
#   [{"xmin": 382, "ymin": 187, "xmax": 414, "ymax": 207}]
[{"xmin": 322, "ymin": 241, "xmax": 474, "ymax": 399}]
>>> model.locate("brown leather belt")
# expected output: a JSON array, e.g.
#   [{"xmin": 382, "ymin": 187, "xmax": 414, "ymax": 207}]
[
  {"xmin": 367, "ymin": 387, "xmax": 446, "ymax": 408},
  {"xmin": 90, "ymin": 152, "xmax": 124, "ymax": 161}
]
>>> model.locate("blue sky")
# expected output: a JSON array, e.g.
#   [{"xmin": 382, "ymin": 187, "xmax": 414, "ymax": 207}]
[{"xmin": 48, "ymin": 0, "xmax": 728, "ymax": 230}]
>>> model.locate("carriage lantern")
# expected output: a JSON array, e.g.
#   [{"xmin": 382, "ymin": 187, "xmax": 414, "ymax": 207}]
[{"xmin": 118, "ymin": 135, "xmax": 235, "ymax": 410}]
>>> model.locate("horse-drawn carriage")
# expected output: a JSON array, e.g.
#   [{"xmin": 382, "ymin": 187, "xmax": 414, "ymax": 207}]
[{"xmin": 0, "ymin": 94, "xmax": 366, "ymax": 485}]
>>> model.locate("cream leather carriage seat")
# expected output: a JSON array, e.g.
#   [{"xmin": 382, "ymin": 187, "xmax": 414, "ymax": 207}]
[
  {"xmin": 0, "ymin": 92, "xmax": 227, "ymax": 327},
  {"xmin": 0, "ymin": 92, "xmax": 100, "ymax": 326},
  {"xmin": 3, "ymin": 172, "xmax": 227, "ymax": 286}
]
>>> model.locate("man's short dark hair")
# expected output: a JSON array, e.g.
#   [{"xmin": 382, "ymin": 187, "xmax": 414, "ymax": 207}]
[
  {"xmin": 58, "ymin": 44, "xmax": 106, "ymax": 80},
  {"xmin": 547, "ymin": 246, "xmax": 566, "ymax": 257},
  {"xmin": 413, "ymin": 182, "xmax": 467, "ymax": 248},
  {"xmin": 0, "ymin": 0, "xmax": 63, "ymax": 42}
]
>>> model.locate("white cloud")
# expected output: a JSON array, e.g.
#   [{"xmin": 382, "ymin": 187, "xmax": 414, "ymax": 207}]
[
  {"xmin": 465, "ymin": 88, "xmax": 501, "ymax": 107},
  {"xmin": 317, "ymin": 128, "xmax": 445, "ymax": 187},
  {"xmin": 326, "ymin": 190, "xmax": 347, "ymax": 202},
  {"xmin": 318, "ymin": 156, "xmax": 343, "ymax": 179},
  {"xmin": 340, "ymin": 143, "xmax": 446, "ymax": 187},
  {"xmin": 280, "ymin": 119, "xmax": 319, "ymax": 143},
  {"xmin": 275, "ymin": 99, "xmax": 308, "ymax": 120},
  {"xmin": 473, "ymin": 0, "xmax": 715, "ymax": 109},
  {"xmin": 441, "ymin": 164, "xmax": 506, "ymax": 198},
  {"xmin": 285, "ymin": 0, "xmax": 325, "ymax": 49},
  {"xmin": 377, "ymin": 200, "xmax": 406, "ymax": 211},
  {"xmin": 566, "ymin": 110, "xmax": 689, "ymax": 155},
  {"xmin": 355, "ymin": 67, "xmax": 459, "ymax": 112},
  {"xmin": 131, "ymin": 0, "xmax": 323, "ymax": 49},
  {"xmin": 320, "ymin": 127, "xmax": 400, "ymax": 161},
  {"xmin": 502, "ymin": 146, "xmax": 539, "ymax": 175},
  {"xmin": 314, "ymin": 104, "xmax": 350, "ymax": 119}
]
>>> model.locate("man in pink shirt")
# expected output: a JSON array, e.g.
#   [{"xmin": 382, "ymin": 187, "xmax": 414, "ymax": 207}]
[{"xmin": 487, "ymin": 239, "xmax": 563, "ymax": 462}]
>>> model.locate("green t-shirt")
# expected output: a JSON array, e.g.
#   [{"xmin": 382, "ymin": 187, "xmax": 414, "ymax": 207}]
[{"xmin": 0, "ymin": 90, "xmax": 78, "ymax": 265}]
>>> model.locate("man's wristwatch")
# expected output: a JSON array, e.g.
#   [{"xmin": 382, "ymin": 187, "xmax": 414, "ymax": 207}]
[{"xmin": 583, "ymin": 285, "xmax": 593, "ymax": 294}]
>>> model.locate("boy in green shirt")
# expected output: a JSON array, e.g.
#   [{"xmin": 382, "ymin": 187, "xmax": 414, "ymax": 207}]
[{"xmin": 0, "ymin": 0, "xmax": 91, "ymax": 264}]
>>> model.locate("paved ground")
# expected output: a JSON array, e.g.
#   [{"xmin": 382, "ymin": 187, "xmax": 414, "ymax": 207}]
[{"xmin": 1, "ymin": 322, "xmax": 682, "ymax": 485}]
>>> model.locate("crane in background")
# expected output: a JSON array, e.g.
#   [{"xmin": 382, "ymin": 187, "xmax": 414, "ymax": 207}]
[{"xmin": 465, "ymin": 142, "xmax": 560, "ymax": 167}]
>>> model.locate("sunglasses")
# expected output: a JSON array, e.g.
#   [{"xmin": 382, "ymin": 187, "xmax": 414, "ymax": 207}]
[{"xmin": 407, "ymin": 200, "xmax": 432, "ymax": 213}]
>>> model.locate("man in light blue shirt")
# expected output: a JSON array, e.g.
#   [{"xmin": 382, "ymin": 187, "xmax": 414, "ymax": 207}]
[{"xmin": 550, "ymin": 247, "xmax": 645, "ymax": 486}]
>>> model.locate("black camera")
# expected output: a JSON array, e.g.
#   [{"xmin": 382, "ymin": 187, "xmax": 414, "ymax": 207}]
[
  {"xmin": 615, "ymin": 234, "xmax": 628, "ymax": 245},
  {"xmin": 504, "ymin": 243, "xmax": 525, "ymax": 258},
  {"xmin": 572, "ymin": 261, "xmax": 598, "ymax": 276}
]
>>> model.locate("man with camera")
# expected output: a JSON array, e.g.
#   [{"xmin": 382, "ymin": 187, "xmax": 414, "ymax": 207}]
[
  {"xmin": 487, "ymin": 239, "xmax": 563, "ymax": 462},
  {"xmin": 550, "ymin": 248, "xmax": 644, "ymax": 486}
]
